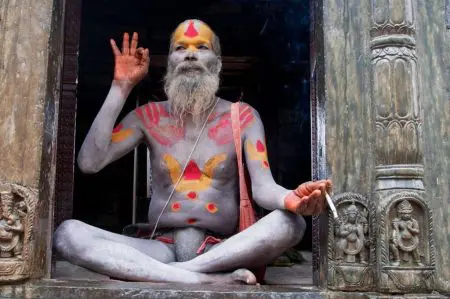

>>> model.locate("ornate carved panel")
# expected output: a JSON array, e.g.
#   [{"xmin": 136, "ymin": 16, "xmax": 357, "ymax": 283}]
[
  {"xmin": 328, "ymin": 192, "xmax": 375, "ymax": 291},
  {"xmin": 0, "ymin": 183, "xmax": 37, "ymax": 281},
  {"xmin": 372, "ymin": 46, "xmax": 422, "ymax": 166},
  {"xmin": 371, "ymin": 0, "xmax": 415, "ymax": 37},
  {"xmin": 377, "ymin": 192, "xmax": 435, "ymax": 293}
]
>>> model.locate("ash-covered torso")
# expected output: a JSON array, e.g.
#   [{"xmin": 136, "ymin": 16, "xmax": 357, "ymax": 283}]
[{"xmin": 129, "ymin": 99, "xmax": 253, "ymax": 236}]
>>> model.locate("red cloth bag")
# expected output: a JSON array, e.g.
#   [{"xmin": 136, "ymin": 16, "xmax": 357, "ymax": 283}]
[{"xmin": 230, "ymin": 102, "xmax": 266, "ymax": 283}]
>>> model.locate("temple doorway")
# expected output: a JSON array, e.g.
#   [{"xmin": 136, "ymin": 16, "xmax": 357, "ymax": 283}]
[{"xmin": 54, "ymin": 0, "xmax": 313, "ymax": 284}]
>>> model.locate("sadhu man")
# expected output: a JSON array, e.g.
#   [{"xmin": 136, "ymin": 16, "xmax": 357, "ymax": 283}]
[{"xmin": 54, "ymin": 19, "xmax": 332, "ymax": 284}]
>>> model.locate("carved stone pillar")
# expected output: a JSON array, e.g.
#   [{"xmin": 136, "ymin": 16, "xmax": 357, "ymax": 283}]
[
  {"xmin": 0, "ymin": 0, "xmax": 64, "ymax": 281},
  {"xmin": 370, "ymin": 0, "xmax": 435, "ymax": 293}
]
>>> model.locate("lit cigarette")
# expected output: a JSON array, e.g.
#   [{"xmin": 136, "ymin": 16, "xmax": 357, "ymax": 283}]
[{"xmin": 325, "ymin": 191, "xmax": 339, "ymax": 220}]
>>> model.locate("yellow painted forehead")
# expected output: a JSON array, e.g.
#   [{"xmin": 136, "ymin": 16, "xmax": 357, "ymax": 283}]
[{"xmin": 173, "ymin": 20, "xmax": 214, "ymax": 45}]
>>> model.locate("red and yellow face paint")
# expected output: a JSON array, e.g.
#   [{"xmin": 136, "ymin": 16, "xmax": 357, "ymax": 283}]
[
  {"xmin": 111, "ymin": 123, "xmax": 133, "ymax": 143},
  {"xmin": 173, "ymin": 19, "xmax": 214, "ymax": 52},
  {"xmin": 246, "ymin": 139, "xmax": 270, "ymax": 169}
]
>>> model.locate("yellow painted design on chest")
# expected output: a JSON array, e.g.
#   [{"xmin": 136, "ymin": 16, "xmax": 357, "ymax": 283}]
[{"xmin": 163, "ymin": 153, "xmax": 227, "ymax": 192}]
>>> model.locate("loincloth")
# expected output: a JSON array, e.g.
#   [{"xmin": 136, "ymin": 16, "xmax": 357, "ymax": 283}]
[{"xmin": 152, "ymin": 228, "xmax": 227, "ymax": 255}]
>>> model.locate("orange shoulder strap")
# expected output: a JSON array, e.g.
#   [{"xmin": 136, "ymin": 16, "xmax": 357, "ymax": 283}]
[{"xmin": 231, "ymin": 102, "xmax": 256, "ymax": 232}]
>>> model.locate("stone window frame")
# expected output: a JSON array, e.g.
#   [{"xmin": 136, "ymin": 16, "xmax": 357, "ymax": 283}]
[{"xmin": 50, "ymin": 0, "xmax": 329, "ymax": 287}]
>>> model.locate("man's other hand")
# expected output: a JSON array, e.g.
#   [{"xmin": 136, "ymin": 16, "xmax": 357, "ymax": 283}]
[{"xmin": 284, "ymin": 179, "xmax": 332, "ymax": 216}]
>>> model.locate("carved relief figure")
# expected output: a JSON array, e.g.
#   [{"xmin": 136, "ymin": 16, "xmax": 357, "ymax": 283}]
[
  {"xmin": 0, "ymin": 192, "xmax": 24, "ymax": 259},
  {"xmin": 53, "ymin": 19, "xmax": 333, "ymax": 284},
  {"xmin": 334, "ymin": 203, "xmax": 368, "ymax": 264},
  {"xmin": 390, "ymin": 200, "xmax": 423, "ymax": 266}
]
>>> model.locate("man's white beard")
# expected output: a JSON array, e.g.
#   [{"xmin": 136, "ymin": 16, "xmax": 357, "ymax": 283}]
[{"xmin": 164, "ymin": 62, "xmax": 219, "ymax": 126}]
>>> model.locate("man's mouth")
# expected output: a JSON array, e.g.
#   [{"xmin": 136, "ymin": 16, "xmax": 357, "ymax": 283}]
[{"xmin": 176, "ymin": 62, "xmax": 206, "ymax": 74}]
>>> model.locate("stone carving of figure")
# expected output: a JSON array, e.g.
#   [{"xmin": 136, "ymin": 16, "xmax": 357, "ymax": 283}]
[
  {"xmin": 0, "ymin": 192, "xmax": 24, "ymax": 259},
  {"xmin": 53, "ymin": 19, "xmax": 333, "ymax": 284},
  {"xmin": 390, "ymin": 200, "xmax": 422, "ymax": 266},
  {"xmin": 334, "ymin": 203, "xmax": 368, "ymax": 264}
]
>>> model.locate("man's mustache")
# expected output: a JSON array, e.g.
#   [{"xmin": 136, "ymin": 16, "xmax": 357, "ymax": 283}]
[{"xmin": 174, "ymin": 61, "xmax": 208, "ymax": 74}]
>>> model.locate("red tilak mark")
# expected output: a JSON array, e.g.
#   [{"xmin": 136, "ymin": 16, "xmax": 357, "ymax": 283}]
[
  {"xmin": 112, "ymin": 123, "xmax": 124, "ymax": 133},
  {"xmin": 256, "ymin": 140, "xmax": 266, "ymax": 152},
  {"xmin": 185, "ymin": 20, "xmax": 199, "ymax": 37},
  {"xmin": 187, "ymin": 218, "xmax": 197, "ymax": 224},
  {"xmin": 184, "ymin": 161, "xmax": 202, "ymax": 180},
  {"xmin": 187, "ymin": 191, "xmax": 198, "ymax": 200},
  {"xmin": 135, "ymin": 103, "xmax": 184, "ymax": 147}
]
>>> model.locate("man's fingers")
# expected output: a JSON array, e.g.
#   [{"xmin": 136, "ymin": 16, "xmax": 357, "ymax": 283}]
[
  {"xmin": 110, "ymin": 39, "xmax": 121, "ymax": 56},
  {"xmin": 122, "ymin": 32, "xmax": 130, "ymax": 55},
  {"xmin": 143, "ymin": 48, "xmax": 150, "ymax": 63},
  {"xmin": 130, "ymin": 32, "xmax": 138, "ymax": 55},
  {"xmin": 313, "ymin": 196, "xmax": 325, "ymax": 216},
  {"xmin": 296, "ymin": 196, "xmax": 309, "ymax": 214}
]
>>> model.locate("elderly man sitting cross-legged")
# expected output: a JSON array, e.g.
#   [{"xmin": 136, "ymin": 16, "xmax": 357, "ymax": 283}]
[{"xmin": 54, "ymin": 19, "xmax": 332, "ymax": 285}]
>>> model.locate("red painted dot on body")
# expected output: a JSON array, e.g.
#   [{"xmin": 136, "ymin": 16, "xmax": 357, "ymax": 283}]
[
  {"xmin": 186, "ymin": 191, "xmax": 198, "ymax": 200},
  {"xmin": 263, "ymin": 161, "xmax": 269, "ymax": 168},
  {"xmin": 171, "ymin": 202, "xmax": 181, "ymax": 212},
  {"xmin": 256, "ymin": 140, "xmax": 266, "ymax": 152},
  {"xmin": 206, "ymin": 203, "xmax": 218, "ymax": 214},
  {"xmin": 187, "ymin": 218, "xmax": 197, "ymax": 224}
]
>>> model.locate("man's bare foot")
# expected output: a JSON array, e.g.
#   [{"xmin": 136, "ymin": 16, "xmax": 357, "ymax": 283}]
[{"xmin": 210, "ymin": 268, "xmax": 257, "ymax": 285}]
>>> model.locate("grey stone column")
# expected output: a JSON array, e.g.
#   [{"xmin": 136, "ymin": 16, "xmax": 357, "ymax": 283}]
[
  {"xmin": 0, "ymin": 0, "xmax": 64, "ymax": 281},
  {"xmin": 370, "ymin": 0, "xmax": 435, "ymax": 293}
]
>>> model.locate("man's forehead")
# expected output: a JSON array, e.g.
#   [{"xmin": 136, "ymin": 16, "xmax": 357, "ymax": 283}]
[{"xmin": 173, "ymin": 19, "xmax": 214, "ymax": 43}]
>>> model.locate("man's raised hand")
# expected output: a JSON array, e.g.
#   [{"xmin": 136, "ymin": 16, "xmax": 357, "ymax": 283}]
[{"xmin": 110, "ymin": 32, "xmax": 150, "ymax": 88}]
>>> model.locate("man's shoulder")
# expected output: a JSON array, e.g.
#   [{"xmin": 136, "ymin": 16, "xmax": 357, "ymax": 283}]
[
  {"xmin": 134, "ymin": 101, "xmax": 170, "ymax": 119},
  {"xmin": 219, "ymin": 98, "xmax": 260, "ymax": 116}
]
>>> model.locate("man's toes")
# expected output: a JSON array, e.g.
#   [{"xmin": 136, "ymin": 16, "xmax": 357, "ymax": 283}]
[{"xmin": 230, "ymin": 269, "xmax": 257, "ymax": 285}]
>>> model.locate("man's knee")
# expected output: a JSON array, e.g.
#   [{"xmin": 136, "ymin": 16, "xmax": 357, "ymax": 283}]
[
  {"xmin": 54, "ymin": 220, "xmax": 90, "ymax": 259},
  {"xmin": 270, "ymin": 210, "xmax": 306, "ymax": 246}
]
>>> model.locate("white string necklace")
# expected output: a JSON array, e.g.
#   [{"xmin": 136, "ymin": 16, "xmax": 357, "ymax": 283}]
[{"xmin": 150, "ymin": 98, "xmax": 220, "ymax": 239}]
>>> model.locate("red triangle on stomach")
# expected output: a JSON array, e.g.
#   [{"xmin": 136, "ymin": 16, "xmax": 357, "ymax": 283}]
[{"xmin": 183, "ymin": 160, "xmax": 202, "ymax": 180}]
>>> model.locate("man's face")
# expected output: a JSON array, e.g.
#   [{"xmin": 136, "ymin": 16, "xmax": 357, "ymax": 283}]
[
  {"xmin": 164, "ymin": 20, "xmax": 221, "ymax": 125},
  {"xmin": 168, "ymin": 20, "xmax": 220, "ymax": 76}
]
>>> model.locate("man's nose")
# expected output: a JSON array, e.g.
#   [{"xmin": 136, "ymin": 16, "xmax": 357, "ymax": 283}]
[{"xmin": 184, "ymin": 51, "xmax": 198, "ymax": 61}]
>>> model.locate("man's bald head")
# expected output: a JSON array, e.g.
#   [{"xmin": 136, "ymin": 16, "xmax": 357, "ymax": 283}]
[{"xmin": 169, "ymin": 19, "xmax": 221, "ymax": 57}]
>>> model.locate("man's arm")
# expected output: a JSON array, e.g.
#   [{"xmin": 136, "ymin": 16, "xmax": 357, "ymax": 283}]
[
  {"xmin": 77, "ymin": 32, "xmax": 150, "ymax": 173},
  {"xmin": 241, "ymin": 104, "xmax": 331, "ymax": 215}
]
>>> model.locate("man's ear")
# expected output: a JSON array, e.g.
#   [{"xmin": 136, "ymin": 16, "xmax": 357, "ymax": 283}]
[{"xmin": 214, "ymin": 58, "xmax": 222, "ymax": 74}]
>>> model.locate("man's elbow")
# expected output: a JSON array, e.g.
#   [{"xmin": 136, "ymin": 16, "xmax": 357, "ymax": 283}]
[{"xmin": 77, "ymin": 154, "xmax": 101, "ymax": 174}]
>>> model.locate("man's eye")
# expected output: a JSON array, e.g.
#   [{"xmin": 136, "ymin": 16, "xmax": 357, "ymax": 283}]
[
  {"xmin": 175, "ymin": 45, "xmax": 185, "ymax": 51},
  {"xmin": 198, "ymin": 45, "xmax": 209, "ymax": 50}
]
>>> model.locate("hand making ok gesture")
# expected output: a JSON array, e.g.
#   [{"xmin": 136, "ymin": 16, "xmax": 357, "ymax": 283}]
[{"xmin": 110, "ymin": 32, "xmax": 150, "ymax": 88}]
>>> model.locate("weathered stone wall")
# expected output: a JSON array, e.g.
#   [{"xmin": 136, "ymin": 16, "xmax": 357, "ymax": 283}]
[
  {"xmin": 416, "ymin": 1, "xmax": 450, "ymax": 293},
  {"xmin": 0, "ymin": 0, "xmax": 63, "ymax": 280}
]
